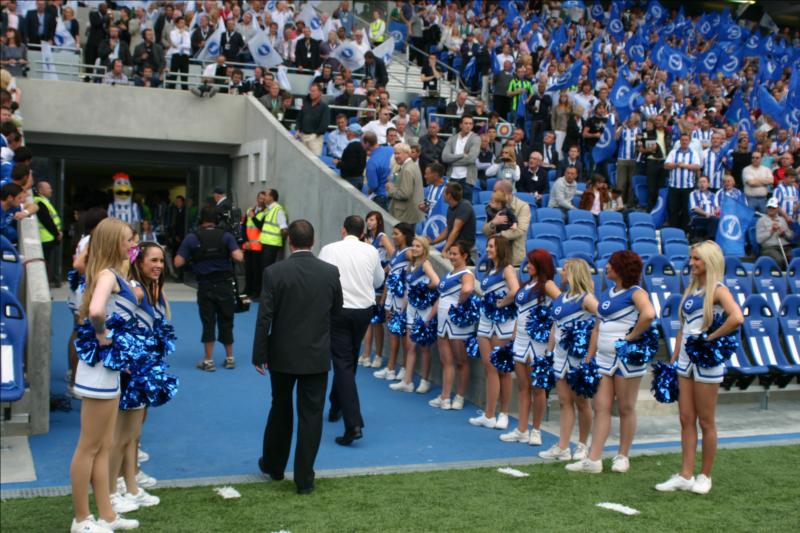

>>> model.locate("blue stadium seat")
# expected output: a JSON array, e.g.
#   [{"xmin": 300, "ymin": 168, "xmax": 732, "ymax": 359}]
[
  {"xmin": 747, "ymin": 225, "xmax": 759, "ymax": 256},
  {"xmin": 723, "ymin": 343, "xmax": 771, "ymax": 391},
  {"xmin": 536, "ymin": 207, "xmax": 565, "ymax": 227},
  {"xmin": 664, "ymin": 242, "xmax": 689, "ymax": 271},
  {"xmin": 0, "ymin": 236, "xmax": 22, "ymax": 296},
  {"xmin": 598, "ymin": 225, "xmax": 627, "ymax": 246},
  {"xmin": 0, "ymin": 288, "xmax": 27, "ymax": 402},
  {"xmin": 788, "ymin": 258, "xmax": 800, "ymax": 294},
  {"xmin": 629, "ymin": 226, "xmax": 658, "ymax": 247},
  {"xmin": 631, "ymin": 242, "xmax": 659, "ymax": 263},
  {"xmin": 598, "ymin": 210, "xmax": 625, "ymax": 229},
  {"xmin": 591, "ymin": 269, "xmax": 604, "ymax": 298},
  {"xmin": 319, "ymin": 155, "xmax": 337, "ymax": 169},
  {"xmin": 660, "ymin": 227, "xmax": 688, "ymax": 251},
  {"xmin": 659, "ymin": 294, "xmax": 682, "ymax": 356},
  {"xmin": 547, "ymin": 170, "xmax": 556, "ymax": 182},
  {"xmin": 527, "ymin": 238, "xmax": 562, "ymax": 259},
  {"xmin": 562, "ymin": 240, "xmax": 594, "ymax": 260},
  {"xmin": 724, "ymin": 256, "xmax": 753, "ymax": 306},
  {"xmin": 322, "ymin": 132, "xmax": 331, "ymax": 156},
  {"xmin": 540, "ymin": 193, "xmax": 549, "ymax": 207},
  {"xmin": 474, "ymin": 253, "xmax": 492, "ymax": 283},
  {"xmin": 575, "ymin": 182, "xmax": 587, "ymax": 193},
  {"xmin": 528, "ymin": 205, "xmax": 538, "ymax": 223},
  {"xmin": 475, "ymin": 234, "xmax": 488, "ymax": 255},
  {"xmin": 528, "ymin": 222, "xmax": 565, "ymax": 242},
  {"xmin": 634, "ymin": 184, "xmax": 649, "ymax": 207},
  {"xmin": 632, "ymin": 175, "xmax": 647, "ymax": 192},
  {"xmin": 473, "ymin": 204, "xmax": 486, "ymax": 219},
  {"xmin": 565, "ymin": 224, "xmax": 596, "ymax": 245},
  {"xmin": 643, "ymin": 255, "xmax": 680, "ymax": 319},
  {"xmin": 741, "ymin": 294, "xmax": 800, "ymax": 388},
  {"xmin": 571, "ymin": 196, "xmax": 581, "ymax": 208},
  {"xmin": 567, "ymin": 209, "xmax": 596, "ymax": 228},
  {"xmin": 793, "ymin": 248, "xmax": 800, "ymax": 260},
  {"xmin": 680, "ymin": 262, "xmax": 692, "ymax": 290},
  {"xmin": 753, "ymin": 256, "xmax": 787, "ymax": 313},
  {"xmin": 486, "ymin": 178, "xmax": 497, "ymax": 192},
  {"xmin": 598, "ymin": 240, "xmax": 625, "ymax": 261},
  {"xmin": 778, "ymin": 295, "xmax": 800, "ymax": 368},
  {"xmin": 478, "ymin": 191, "xmax": 493, "ymax": 204},
  {"xmin": 628, "ymin": 211, "xmax": 655, "ymax": 229},
  {"xmin": 516, "ymin": 192, "xmax": 537, "ymax": 207}
]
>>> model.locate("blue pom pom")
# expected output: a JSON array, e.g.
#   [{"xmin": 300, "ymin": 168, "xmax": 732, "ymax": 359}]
[
  {"xmin": 410, "ymin": 315, "xmax": 438, "ymax": 345},
  {"xmin": 650, "ymin": 361, "xmax": 679, "ymax": 403},
  {"xmin": 685, "ymin": 315, "xmax": 739, "ymax": 368},
  {"xmin": 152, "ymin": 319, "xmax": 177, "ymax": 359},
  {"xmin": 74, "ymin": 314, "xmax": 143, "ymax": 371},
  {"xmin": 490, "ymin": 342, "xmax": 515, "ymax": 373},
  {"xmin": 386, "ymin": 270, "xmax": 406, "ymax": 298},
  {"xmin": 615, "ymin": 324, "xmax": 660, "ymax": 367},
  {"xmin": 566, "ymin": 360, "xmax": 601, "ymax": 398},
  {"xmin": 482, "ymin": 291, "xmax": 518, "ymax": 324},
  {"xmin": 466, "ymin": 334, "xmax": 480, "ymax": 359},
  {"xmin": 559, "ymin": 319, "xmax": 595, "ymax": 359},
  {"xmin": 387, "ymin": 311, "xmax": 407, "ymax": 336},
  {"xmin": 370, "ymin": 304, "xmax": 386, "ymax": 324},
  {"xmin": 529, "ymin": 353, "xmax": 556, "ymax": 391},
  {"xmin": 448, "ymin": 294, "xmax": 481, "ymax": 327},
  {"xmin": 525, "ymin": 304, "xmax": 553, "ymax": 344},
  {"xmin": 407, "ymin": 284, "xmax": 439, "ymax": 309},
  {"xmin": 67, "ymin": 269, "xmax": 84, "ymax": 292}
]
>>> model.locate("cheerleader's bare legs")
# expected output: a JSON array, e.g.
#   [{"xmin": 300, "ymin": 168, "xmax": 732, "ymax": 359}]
[
  {"xmin": 477, "ymin": 337, "xmax": 511, "ymax": 420},
  {"xmin": 109, "ymin": 409, "xmax": 146, "ymax": 495}
]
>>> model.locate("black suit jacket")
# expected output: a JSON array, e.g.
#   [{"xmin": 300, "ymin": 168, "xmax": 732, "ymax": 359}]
[
  {"xmin": 23, "ymin": 9, "xmax": 56, "ymax": 44},
  {"xmin": 98, "ymin": 39, "xmax": 132, "ymax": 66},
  {"xmin": 86, "ymin": 10, "xmax": 109, "ymax": 47},
  {"xmin": 295, "ymin": 38, "xmax": 321, "ymax": 70},
  {"xmin": 365, "ymin": 58, "xmax": 388, "ymax": 88},
  {"xmin": 532, "ymin": 142, "xmax": 559, "ymax": 170},
  {"xmin": 518, "ymin": 165, "xmax": 548, "ymax": 195},
  {"xmin": 252, "ymin": 251, "xmax": 343, "ymax": 373},
  {"xmin": 557, "ymin": 158, "xmax": 583, "ymax": 179},
  {"xmin": 337, "ymin": 141, "xmax": 367, "ymax": 179},
  {"xmin": 220, "ymin": 30, "xmax": 245, "ymax": 61}
]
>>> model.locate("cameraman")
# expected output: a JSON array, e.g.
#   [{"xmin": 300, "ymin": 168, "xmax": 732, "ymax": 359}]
[{"xmin": 175, "ymin": 206, "xmax": 244, "ymax": 372}]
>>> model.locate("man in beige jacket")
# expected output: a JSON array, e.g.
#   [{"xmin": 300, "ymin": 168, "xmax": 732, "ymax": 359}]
[
  {"xmin": 387, "ymin": 143, "xmax": 425, "ymax": 225},
  {"xmin": 482, "ymin": 180, "xmax": 531, "ymax": 266}
]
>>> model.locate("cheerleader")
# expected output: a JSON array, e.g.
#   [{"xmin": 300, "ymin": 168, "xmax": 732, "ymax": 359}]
[
  {"xmin": 539, "ymin": 258, "xmax": 597, "ymax": 461},
  {"xmin": 656, "ymin": 241, "xmax": 742, "ymax": 494},
  {"xmin": 373, "ymin": 222, "xmax": 414, "ymax": 381},
  {"xmin": 359, "ymin": 211, "xmax": 395, "ymax": 368},
  {"xmin": 469, "ymin": 235, "xmax": 520, "ymax": 430},
  {"xmin": 390, "ymin": 236, "xmax": 440, "ymax": 393},
  {"xmin": 502, "ymin": 249, "xmax": 560, "ymax": 445},
  {"xmin": 567, "ymin": 250, "xmax": 655, "ymax": 474},
  {"xmin": 430, "ymin": 241, "xmax": 475, "ymax": 410},
  {"xmin": 69, "ymin": 218, "xmax": 139, "ymax": 533}
]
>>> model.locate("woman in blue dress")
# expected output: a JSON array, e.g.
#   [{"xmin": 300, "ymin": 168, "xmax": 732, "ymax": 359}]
[
  {"xmin": 567, "ymin": 251, "xmax": 655, "ymax": 474},
  {"xmin": 70, "ymin": 218, "xmax": 140, "ymax": 533},
  {"xmin": 539, "ymin": 258, "xmax": 597, "ymax": 461},
  {"xmin": 373, "ymin": 222, "xmax": 414, "ymax": 381},
  {"xmin": 656, "ymin": 241, "xmax": 742, "ymax": 495},
  {"xmin": 469, "ymin": 235, "xmax": 520, "ymax": 430},
  {"xmin": 359, "ymin": 211, "xmax": 395, "ymax": 368},
  {"xmin": 430, "ymin": 241, "xmax": 475, "ymax": 410}
]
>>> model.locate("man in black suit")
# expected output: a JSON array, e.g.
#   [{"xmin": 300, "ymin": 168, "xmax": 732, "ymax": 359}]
[
  {"xmin": 363, "ymin": 51, "xmax": 388, "ymax": 88},
  {"xmin": 85, "ymin": 3, "xmax": 110, "ymax": 70},
  {"xmin": 295, "ymin": 26, "xmax": 321, "ymax": 71},
  {"xmin": 220, "ymin": 18, "xmax": 245, "ymax": 62},
  {"xmin": 518, "ymin": 151, "xmax": 548, "ymax": 202},
  {"xmin": 526, "ymin": 79, "xmax": 552, "ymax": 144},
  {"xmin": 557, "ymin": 144, "xmax": 584, "ymax": 181},
  {"xmin": 23, "ymin": 0, "xmax": 56, "ymax": 45},
  {"xmin": 253, "ymin": 220, "xmax": 343, "ymax": 494},
  {"xmin": 531, "ymin": 131, "xmax": 559, "ymax": 172}
]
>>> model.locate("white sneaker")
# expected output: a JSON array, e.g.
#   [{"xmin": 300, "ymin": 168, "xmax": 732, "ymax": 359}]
[
  {"xmin": 373, "ymin": 367, "xmax": 395, "ymax": 380},
  {"xmin": 528, "ymin": 429, "xmax": 542, "ymax": 446},
  {"xmin": 137, "ymin": 447, "xmax": 149, "ymax": 464},
  {"xmin": 539, "ymin": 444, "xmax": 572, "ymax": 461},
  {"xmin": 110, "ymin": 493, "xmax": 139, "ymax": 514},
  {"xmin": 123, "ymin": 488, "xmax": 159, "ymax": 507},
  {"xmin": 135, "ymin": 470, "xmax": 156, "ymax": 489},
  {"xmin": 499, "ymin": 428, "xmax": 529, "ymax": 442},
  {"xmin": 565, "ymin": 458, "xmax": 603, "ymax": 473},
  {"xmin": 572, "ymin": 442, "xmax": 589, "ymax": 460},
  {"xmin": 428, "ymin": 396, "xmax": 451, "ymax": 409},
  {"xmin": 415, "ymin": 379, "xmax": 431, "ymax": 394},
  {"xmin": 451, "ymin": 395, "xmax": 465, "ymax": 410},
  {"xmin": 96, "ymin": 515, "xmax": 140, "ymax": 530},
  {"xmin": 655, "ymin": 474, "xmax": 696, "ymax": 492},
  {"xmin": 611, "ymin": 455, "xmax": 630, "ymax": 473},
  {"xmin": 370, "ymin": 356, "xmax": 383, "ymax": 368},
  {"xmin": 396, "ymin": 367, "xmax": 406, "ymax": 381},
  {"xmin": 71, "ymin": 515, "xmax": 112, "ymax": 533},
  {"xmin": 691, "ymin": 474, "xmax": 712, "ymax": 494},
  {"xmin": 389, "ymin": 380, "xmax": 414, "ymax": 392},
  {"xmin": 116, "ymin": 477, "xmax": 126, "ymax": 494},
  {"xmin": 494, "ymin": 412, "xmax": 509, "ymax": 430},
  {"xmin": 468, "ymin": 412, "xmax": 497, "ymax": 428}
]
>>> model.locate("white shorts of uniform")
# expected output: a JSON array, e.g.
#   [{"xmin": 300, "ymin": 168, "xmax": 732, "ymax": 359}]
[
  {"xmin": 553, "ymin": 345, "xmax": 582, "ymax": 379},
  {"xmin": 406, "ymin": 305, "xmax": 434, "ymax": 329},
  {"xmin": 676, "ymin": 345, "xmax": 725, "ymax": 384},
  {"xmin": 512, "ymin": 339, "xmax": 546, "ymax": 364},
  {"xmin": 477, "ymin": 313, "xmax": 515, "ymax": 340},
  {"xmin": 384, "ymin": 294, "xmax": 407, "ymax": 314},
  {"xmin": 436, "ymin": 304, "xmax": 474, "ymax": 340},
  {"xmin": 595, "ymin": 335, "xmax": 647, "ymax": 378},
  {"xmin": 74, "ymin": 360, "xmax": 120, "ymax": 399}
]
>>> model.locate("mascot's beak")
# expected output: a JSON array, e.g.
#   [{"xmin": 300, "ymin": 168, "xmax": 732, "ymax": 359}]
[{"xmin": 114, "ymin": 186, "xmax": 133, "ymax": 197}]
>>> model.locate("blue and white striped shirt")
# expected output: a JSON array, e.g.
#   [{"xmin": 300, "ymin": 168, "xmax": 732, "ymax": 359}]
[
  {"xmin": 689, "ymin": 190, "xmax": 717, "ymax": 216},
  {"xmin": 640, "ymin": 104, "xmax": 659, "ymax": 119},
  {"xmin": 701, "ymin": 147, "xmax": 724, "ymax": 190},
  {"xmin": 665, "ymin": 148, "xmax": 697, "ymax": 189},
  {"xmin": 774, "ymin": 183, "xmax": 799, "ymax": 219},
  {"xmin": 424, "ymin": 181, "xmax": 446, "ymax": 209},
  {"xmin": 715, "ymin": 187, "xmax": 747, "ymax": 208},
  {"xmin": 617, "ymin": 126, "xmax": 640, "ymax": 160},
  {"xmin": 770, "ymin": 139, "xmax": 791, "ymax": 156},
  {"xmin": 691, "ymin": 128, "xmax": 712, "ymax": 148}
]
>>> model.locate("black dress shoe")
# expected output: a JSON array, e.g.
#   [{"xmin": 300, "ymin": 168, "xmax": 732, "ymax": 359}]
[
  {"xmin": 328, "ymin": 409, "xmax": 342, "ymax": 422},
  {"xmin": 335, "ymin": 427, "xmax": 363, "ymax": 446},
  {"xmin": 258, "ymin": 457, "xmax": 284, "ymax": 481},
  {"xmin": 296, "ymin": 485, "xmax": 315, "ymax": 495}
]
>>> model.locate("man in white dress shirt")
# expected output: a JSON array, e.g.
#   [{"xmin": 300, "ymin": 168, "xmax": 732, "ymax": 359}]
[{"xmin": 319, "ymin": 215, "xmax": 385, "ymax": 446}]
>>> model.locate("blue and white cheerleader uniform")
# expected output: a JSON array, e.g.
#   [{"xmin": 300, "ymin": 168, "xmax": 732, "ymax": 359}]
[
  {"xmin": 512, "ymin": 282, "xmax": 551, "ymax": 364},
  {"xmin": 478, "ymin": 268, "xmax": 515, "ymax": 340},
  {"xmin": 73, "ymin": 269, "xmax": 140, "ymax": 399},
  {"xmin": 595, "ymin": 285, "xmax": 647, "ymax": 378},
  {"xmin": 384, "ymin": 247, "xmax": 410, "ymax": 314},
  {"xmin": 67, "ymin": 235, "xmax": 91, "ymax": 317},
  {"xmin": 437, "ymin": 269, "xmax": 474, "ymax": 340},
  {"xmin": 676, "ymin": 284, "xmax": 725, "ymax": 384},
  {"xmin": 371, "ymin": 232, "xmax": 390, "ymax": 296},
  {"xmin": 552, "ymin": 293, "xmax": 593, "ymax": 378},
  {"xmin": 405, "ymin": 264, "xmax": 437, "ymax": 329}
]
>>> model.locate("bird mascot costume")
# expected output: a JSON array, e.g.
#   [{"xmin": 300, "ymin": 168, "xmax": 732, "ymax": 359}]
[{"xmin": 107, "ymin": 172, "xmax": 141, "ymax": 225}]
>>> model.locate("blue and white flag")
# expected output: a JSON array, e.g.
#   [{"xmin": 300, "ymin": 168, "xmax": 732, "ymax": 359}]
[
  {"xmin": 276, "ymin": 65, "xmax": 292, "ymax": 91},
  {"xmin": 54, "ymin": 18, "xmax": 76, "ymax": 48},
  {"xmin": 331, "ymin": 41, "xmax": 366, "ymax": 70},
  {"xmin": 660, "ymin": 47, "xmax": 691, "ymax": 78},
  {"xmin": 743, "ymin": 33, "xmax": 763, "ymax": 56},
  {"xmin": 697, "ymin": 46, "xmax": 720, "ymax": 75},
  {"xmin": 547, "ymin": 60, "xmax": 583, "ymax": 93},
  {"xmin": 420, "ymin": 193, "xmax": 449, "ymax": 250},
  {"xmin": 716, "ymin": 195, "xmax": 754, "ymax": 257},
  {"xmin": 248, "ymin": 31, "xmax": 284, "ymax": 68},
  {"xmin": 373, "ymin": 37, "xmax": 395, "ymax": 66},
  {"xmin": 196, "ymin": 27, "xmax": 223, "ymax": 61},
  {"xmin": 650, "ymin": 187, "xmax": 668, "ymax": 228},
  {"xmin": 610, "ymin": 76, "xmax": 641, "ymax": 122},
  {"xmin": 717, "ymin": 50, "xmax": 743, "ymax": 77},
  {"xmin": 625, "ymin": 35, "xmax": 645, "ymax": 64},
  {"xmin": 490, "ymin": 49, "xmax": 501, "ymax": 74},
  {"xmin": 387, "ymin": 21, "xmax": 407, "ymax": 51},
  {"xmin": 589, "ymin": 1, "xmax": 605, "ymax": 21},
  {"xmin": 463, "ymin": 57, "xmax": 477, "ymax": 85},
  {"xmin": 592, "ymin": 121, "xmax": 618, "ymax": 163},
  {"xmin": 757, "ymin": 85, "xmax": 790, "ymax": 130},
  {"xmin": 646, "ymin": 0, "xmax": 666, "ymax": 23},
  {"xmin": 607, "ymin": 2, "xmax": 625, "ymax": 43},
  {"xmin": 721, "ymin": 22, "xmax": 744, "ymax": 42},
  {"xmin": 297, "ymin": 4, "xmax": 324, "ymax": 40},
  {"xmin": 40, "ymin": 42, "xmax": 58, "ymax": 80}
]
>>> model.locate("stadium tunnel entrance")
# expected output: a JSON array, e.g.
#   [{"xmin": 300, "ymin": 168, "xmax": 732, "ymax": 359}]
[{"xmin": 27, "ymin": 144, "xmax": 231, "ymax": 283}]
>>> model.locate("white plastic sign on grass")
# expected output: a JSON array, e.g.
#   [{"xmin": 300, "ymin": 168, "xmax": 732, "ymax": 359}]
[{"xmin": 596, "ymin": 502, "xmax": 640, "ymax": 515}]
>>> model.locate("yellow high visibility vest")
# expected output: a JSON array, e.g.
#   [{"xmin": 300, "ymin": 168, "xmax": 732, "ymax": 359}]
[
  {"xmin": 369, "ymin": 19, "xmax": 385, "ymax": 43},
  {"xmin": 34, "ymin": 195, "xmax": 62, "ymax": 243},
  {"xmin": 259, "ymin": 203, "xmax": 285, "ymax": 246},
  {"xmin": 244, "ymin": 210, "xmax": 265, "ymax": 251}
]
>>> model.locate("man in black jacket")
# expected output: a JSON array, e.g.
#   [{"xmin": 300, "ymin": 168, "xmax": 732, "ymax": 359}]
[
  {"xmin": 518, "ymin": 152, "xmax": 548, "ymax": 202},
  {"xmin": 363, "ymin": 51, "xmax": 388, "ymax": 88},
  {"xmin": 531, "ymin": 131, "xmax": 559, "ymax": 171},
  {"xmin": 526, "ymin": 79, "xmax": 552, "ymax": 144},
  {"xmin": 252, "ymin": 220, "xmax": 343, "ymax": 495},
  {"xmin": 334, "ymin": 124, "xmax": 367, "ymax": 190},
  {"xmin": 190, "ymin": 14, "xmax": 213, "ymax": 56},
  {"xmin": 220, "ymin": 18, "xmax": 245, "ymax": 62},
  {"xmin": 22, "ymin": 0, "xmax": 56, "ymax": 45},
  {"xmin": 294, "ymin": 26, "xmax": 321, "ymax": 71},
  {"xmin": 84, "ymin": 3, "xmax": 110, "ymax": 69},
  {"xmin": 132, "ymin": 28, "xmax": 164, "ymax": 76}
]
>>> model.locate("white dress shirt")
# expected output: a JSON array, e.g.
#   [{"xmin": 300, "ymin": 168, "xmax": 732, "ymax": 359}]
[{"xmin": 319, "ymin": 235, "xmax": 385, "ymax": 309}]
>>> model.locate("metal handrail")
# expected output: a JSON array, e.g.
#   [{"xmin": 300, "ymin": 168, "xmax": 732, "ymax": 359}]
[
  {"xmin": 31, "ymin": 59, "xmax": 105, "ymax": 71},
  {"xmin": 191, "ymin": 58, "xmax": 365, "ymax": 79},
  {"xmin": 26, "ymin": 42, "xmax": 80, "ymax": 54},
  {"xmin": 31, "ymin": 67, "xmax": 103, "ymax": 80},
  {"xmin": 163, "ymin": 70, "xmax": 230, "ymax": 89}
]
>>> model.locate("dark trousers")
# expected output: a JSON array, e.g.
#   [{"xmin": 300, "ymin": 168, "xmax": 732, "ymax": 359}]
[
  {"xmin": 42, "ymin": 240, "xmax": 59, "ymax": 284},
  {"xmin": 244, "ymin": 249, "xmax": 263, "ymax": 298},
  {"xmin": 329, "ymin": 308, "xmax": 372, "ymax": 430},
  {"xmin": 667, "ymin": 187, "xmax": 692, "ymax": 231},
  {"xmin": 261, "ymin": 245, "xmax": 281, "ymax": 272},
  {"xmin": 168, "ymin": 54, "xmax": 189, "ymax": 90},
  {"xmin": 197, "ymin": 276, "xmax": 235, "ymax": 344},
  {"xmin": 343, "ymin": 176, "xmax": 363, "ymax": 191},
  {"xmin": 646, "ymin": 159, "xmax": 665, "ymax": 210},
  {"xmin": 263, "ymin": 370, "xmax": 328, "ymax": 490}
]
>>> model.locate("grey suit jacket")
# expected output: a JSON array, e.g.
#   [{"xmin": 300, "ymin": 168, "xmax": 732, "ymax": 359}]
[{"xmin": 441, "ymin": 132, "xmax": 481, "ymax": 186}]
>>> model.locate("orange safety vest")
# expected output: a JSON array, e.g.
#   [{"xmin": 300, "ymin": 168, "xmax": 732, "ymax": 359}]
[{"xmin": 242, "ymin": 210, "xmax": 265, "ymax": 251}]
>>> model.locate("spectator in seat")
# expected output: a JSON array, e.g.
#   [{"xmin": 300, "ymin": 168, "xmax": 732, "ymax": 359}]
[
  {"xmin": 259, "ymin": 82, "xmax": 282, "ymax": 116},
  {"xmin": 774, "ymin": 168, "xmax": 799, "ymax": 225},
  {"xmin": 519, "ymin": 151, "xmax": 548, "ymax": 200},
  {"xmin": 445, "ymin": 90, "xmax": 472, "ymax": 133},
  {"xmin": 689, "ymin": 176, "xmax": 718, "ymax": 240},
  {"xmin": 485, "ymin": 191, "xmax": 518, "ymax": 233},
  {"xmin": 482, "ymin": 180, "xmax": 530, "ymax": 266},
  {"xmin": 295, "ymin": 25, "xmax": 322, "ymax": 71},
  {"xmin": 557, "ymin": 145, "xmax": 583, "ymax": 180},
  {"xmin": 486, "ymin": 149, "xmax": 520, "ymax": 186},
  {"xmin": 278, "ymin": 26, "xmax": 296, "ymax": 64},
  {"xmin": 22, "ymin": 0, "xmax": 56, "ymax": 45},
  {"xmin": 85, "ymin": 3, "xmax": 110, "ymax": 72},
  {"xmin": 133, "ymin": 65, "xmax": 160, "ymax": 88},
  {"xmin": 103, "ymin": 59, "xmax": 129, "ymax": 85},
  {"xmin": 714, "ymin": 174, "xmax": 748, "ymax": 208},
  {"xmin": 362, "ymin": 106, "xmax": 393, "ymax": 146},
  {"xmin": 219, "ymin": 18, "xmax": 245, "ymax": 62},
  {"xmin": 133, "ymin": 28, "xmax": 164, "ymax": 77},
  {"xmin": 756, "ymin": 198, "xmax": 794, "ymax": 268},
  {"xmin": 2, "ymin": 28, "xmax": 28, "ymax": 78},
  {"xmin": 579, "ymin": 174, "xmax": 611, "ymax": 216},
  {"xmin": 549, "ymin": 165, "xmax": 579, "ymax": 213},
  {"xmin": 190, "ymin": 13, "xmax": 213, "ymax": 56},
  {"xmin": 294, "ymin": 83, "xmax": 330, "ymax": 156},
  {"xmin": 742, "ymin": 151, "xmax": 773, "ymax": 214},
  {"xmin": 334, "ymin": 81, "xmax": 359, "ymax": 117},
  {"xmin": 442, "ymin": 114, "xmax": 481, "ymax": 203},
  {"xmin": 532, "ymin": 131, "xmax": 559, "ymax": 171},
  {"xmin": 404, "ymin": 108, "xmax": 425, "ymax": 146},
  {"xmin": 431, "ymin": 182, "xmax": 476, "ymax": 253},
  {"xmin": 352, "ymin": 28, "xmax": 371, "ymax": 55},
  {"xmin": 773, "ymin": 152, "xmax": 795, "ymax": 188},
  {"xmin": 363, "ymin": 51, "xmax": 388, "ymax": 88},
  {"xmin": 99, "ymin": 25, "xmax": 132, "ymax": 67},
  {"xmin": 526, "ymin": 79, "xmax": 552, "ymax": 144},
  {"xmin": 386, "ymin": 143, "xmax": 424, "ymax": 225},
  {"xmin": 421, "ymin": 53, "xmax": 442, "ymax": 98},
  {"xmin": 665, "ymin": 132, "xmax": 702, "ymax": 231},
  {"xmin": 493, "ymin": 59, "xmax": 514, "ymax": 121},
  {"xmin": 0, "ymin": 182, "xmax": 28, "ymax": 245},
  {"xmin": 419, "ymin": 121, "xmax": 444, "ymax": 174},
  {"xmin": 334, "ymin": 123, "xmax": 366, "ymax": 190},
  {"xmin": 227, "ymin": 69, "xmax": 247, "ymax": 95},
  {"xmin": 327, "ymin": 114, "xmax": 351, "ymax": 159}
]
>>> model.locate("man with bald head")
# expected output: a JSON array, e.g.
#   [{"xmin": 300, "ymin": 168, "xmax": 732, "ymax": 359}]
[{"xmin": 482, "ymin": 180, "xmax": 531, "ymax": 265}]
